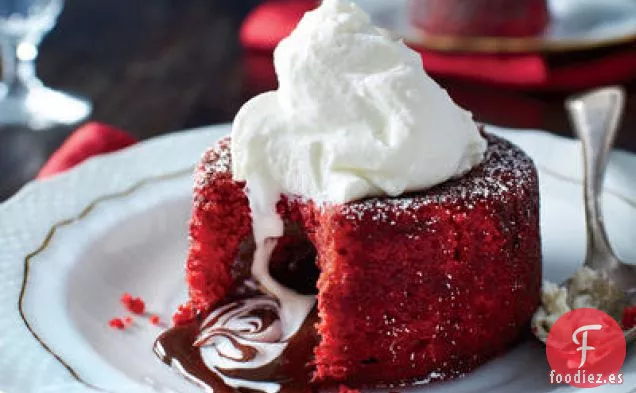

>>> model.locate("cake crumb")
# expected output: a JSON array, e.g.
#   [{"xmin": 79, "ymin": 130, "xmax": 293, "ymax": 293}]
[
  {"xmin": 123, "ymin": 316, "xmax": 134, "ymax": 327},
  {"xmin": 149, "ymin": 315, "xmax": 161, "ymax": 326},
  {"xmin": 173, "ymin": 302, "xmax": 197, "ymax": 326},
  {"xmin": 121, "ymin": 292, "xmax": 146, "ymax": 315},
  {"xmin": 108, "ymin": 318, "xmax": 126, "ymax": 330}
]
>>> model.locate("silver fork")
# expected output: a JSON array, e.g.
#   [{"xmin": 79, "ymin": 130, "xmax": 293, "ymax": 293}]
[{"xmin": 566, "ymin": 86, "xmax": 636, "ymax": 343}]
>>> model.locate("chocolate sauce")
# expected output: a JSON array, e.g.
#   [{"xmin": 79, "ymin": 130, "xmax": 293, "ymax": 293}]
[
  {"xmin": 154, "ymin": 280, "xmax": 319, "ymax": 393},
  {"xmin": 154, "ymin": 323, "xmax": 233, "ymax": 392}
]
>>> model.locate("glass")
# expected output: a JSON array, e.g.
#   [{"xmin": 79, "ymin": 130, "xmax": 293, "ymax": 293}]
[{"xmin": 0, "ymin": 0, "xmax": 91, "ymax": 129}]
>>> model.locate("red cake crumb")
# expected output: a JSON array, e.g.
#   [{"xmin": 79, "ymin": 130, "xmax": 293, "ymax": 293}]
[
  {"xmin": 338, "ymin": 385, "xmax": 360, "ymax": 393},
  {"xmin": 150, "ymin": 315, "xmax": 161, "ymax": 326},
  {"xmin": 108, "ymin": 318, "xmax": 126, "ymax": 330},
  {"xmin": 623, "ymin": 306, "xmax": 636, "ymax": 330},
  {"xmin": 121, "ymin": 293, "xmax": 146, "ymax": 315},
  {"xmin": 173, "ymin": 302, "xmax": 197, "ymax": 326},
  {"xmin": 123, "ymin": 316, "xmax": 134, "ymax": 327}
]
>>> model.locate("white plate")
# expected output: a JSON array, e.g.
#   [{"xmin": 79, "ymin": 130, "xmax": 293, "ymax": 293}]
[
  {"xmin": 0, "ymin": 124, "xmax": 635, "ymax": 393},
  {"xmin": 355, "ymin": 0, "xmax": 636, "ymax": 53}
]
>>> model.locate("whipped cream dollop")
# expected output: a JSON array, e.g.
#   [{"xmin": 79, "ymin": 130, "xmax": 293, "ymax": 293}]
[{"xmin": 232, "ymin": 0, "xmax": 487, "ymax": 207}]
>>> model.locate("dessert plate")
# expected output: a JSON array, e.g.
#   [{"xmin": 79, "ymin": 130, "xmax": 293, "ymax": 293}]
[
  {"xmin": 1, "ymin": 123, "xmax": 635, "ymax": 393},
  {"xmin": 356, "ymin": 0, "xmax": 636, "ymax": 53}
]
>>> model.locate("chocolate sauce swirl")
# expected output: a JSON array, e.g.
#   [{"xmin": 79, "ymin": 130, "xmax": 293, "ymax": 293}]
[
  {"xmin": 154, "ymin": 281, "xmax": 319, "ymax": 393},
  {"xmin": 155, "ymin": 218, "xmax": 320, "ymax": 392}
]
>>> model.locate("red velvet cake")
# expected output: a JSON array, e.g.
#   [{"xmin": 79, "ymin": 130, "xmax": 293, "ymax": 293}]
[
  {"xmin": 154, "ymin": 1, "xmax": 543, "ymax": 391},
  {"xmin": 172, "ymin": 131, "xmax": 542, "ymax": 386},
  {"xmin": 411, "ymin": 0, "xmax": 550, "ymax": 37}
]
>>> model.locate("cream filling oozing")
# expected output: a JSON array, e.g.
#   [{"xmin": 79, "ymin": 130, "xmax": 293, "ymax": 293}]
[
  {"xmin": 246, "ymin": 174, "xmax": 316, "ymax": 338},
  {"xmin": 194, "ymin": 177, "xmax": 316, "ymax": 393}
]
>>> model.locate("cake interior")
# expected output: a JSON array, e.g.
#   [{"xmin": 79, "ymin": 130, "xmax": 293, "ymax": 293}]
[{"xmin": 259, "ymin": 223, "xmax": 320, "ymax": 297}]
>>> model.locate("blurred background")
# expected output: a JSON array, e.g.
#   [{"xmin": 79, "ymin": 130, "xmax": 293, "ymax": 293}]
[{"xmin": 0, "ymin": 0, "xmax": 635, "ymax": 201}]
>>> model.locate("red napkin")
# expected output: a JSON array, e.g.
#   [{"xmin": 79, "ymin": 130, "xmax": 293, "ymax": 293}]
[
  {"xmin": 37, "ymin": 122, "xmax": 137, "ymax": 179},
  {"xmin": 241, "ymin": 0, "xmax": 636, "ymax": 91}
]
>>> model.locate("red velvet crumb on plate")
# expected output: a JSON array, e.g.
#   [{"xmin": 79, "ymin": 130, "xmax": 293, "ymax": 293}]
[
  {"xmin": 149, "ymin": 315, "xmax": 161, "ymax": 326},
  {"xmin": 108, "ymin": 318, "xmax": 126, "ymax": 330},
  {"xmin": 121, "ymin": 292, "xmax": 146, "ymax": 315}
]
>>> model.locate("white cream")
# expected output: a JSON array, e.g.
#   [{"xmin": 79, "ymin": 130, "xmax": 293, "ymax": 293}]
[{"xmin": 232, "ymin": 0, "xmax": 487, "ymax": 205}]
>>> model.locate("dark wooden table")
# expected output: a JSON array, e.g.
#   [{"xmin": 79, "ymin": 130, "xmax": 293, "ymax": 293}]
[{"xmin": 1, "ymin": 0, "xmax": 635, "ymax": 202}]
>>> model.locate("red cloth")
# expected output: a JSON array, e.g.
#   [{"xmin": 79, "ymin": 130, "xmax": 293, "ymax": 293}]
[
  {"xmin": 240, "ymin": 0, "xmax": 636, "ymax": 91},
  {"xmin": 241, "ymin": 0, "xmax": 318, "ymax": 52},
  {"xmin": 37, "ymin": 122, "xmax": 137, "ymax": 179}
]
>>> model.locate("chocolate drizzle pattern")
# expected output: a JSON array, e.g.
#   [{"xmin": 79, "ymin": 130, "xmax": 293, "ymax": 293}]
[
  {"xmin": 154, "ymin": 280, "xmax": 319, "ymax": 393},
  {"xmin": 196, "ymin": 297, "xmax": 285, "ymax": 371}
]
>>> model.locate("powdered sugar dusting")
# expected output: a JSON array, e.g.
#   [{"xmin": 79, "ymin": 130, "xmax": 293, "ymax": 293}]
[
  {"xmin": 193, "ymin": 133, "xmax": 537, "ymax": 227},
  {"xmin": 195, "ymin": 136, "xmax": 233, "ymax": 190},
  {"xmin": 338, "ymin": 133, "xmax": 537, "ymax": 224}
]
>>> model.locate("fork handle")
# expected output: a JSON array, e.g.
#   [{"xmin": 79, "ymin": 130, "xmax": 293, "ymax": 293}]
[{"xmin": 566, "ymin": 87, "xmax": 625, "ymax": 269}]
